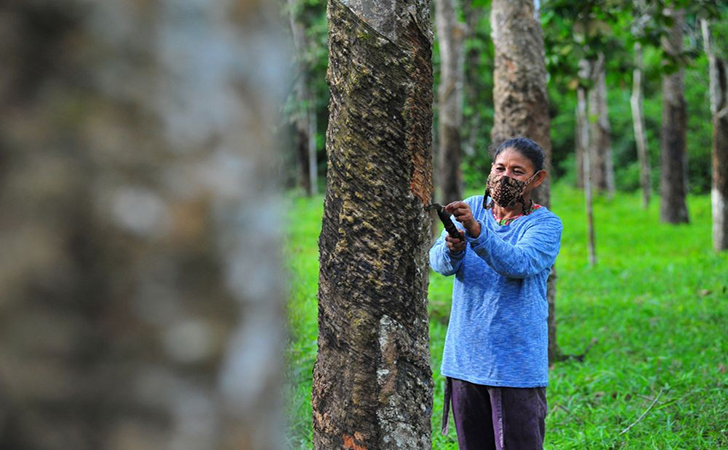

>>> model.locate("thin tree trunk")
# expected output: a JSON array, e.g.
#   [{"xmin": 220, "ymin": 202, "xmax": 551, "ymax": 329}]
[
  {"xmin": 437, "ymin": 0, "xmax": 466, "ymax": 203},
  {"xmin": 578, "ymin": 85, "xmax": 598, "ymax": 267},
  {"xmin": 575, "ymin": 102, "xmax": 586, "ymax": 189},
  {"xmin": 660, "ymin": 8, "xmax": 690, "ymax": 224},
  {"xmin": 312, "ymin": 1, "xmax": 434, "ymax": 448},
  {"xmin": 631, "ymin": 43, "xmax": 652, "ymax": 208},
  {"xmin": 0, "ymin": 1, "xmax": 287, "ymax": 449},
  {"xmin": 702, "ymin": 19, "xmax": 728, "ymax": 251},
  {"xmin": 490, "ymin": 0, "xmax": 559, "ymax": 364},
  {"xmin": 309, "ymin": 104, "xmax": 319, "ymax": 195},
  {"xmin": 589, "ymin": 53, "xmax": 615, "ymax": 198},
  {"xmin": 462, "ymin": 2, "xmax": 483, "ymax": 160},
  {"xmin": 289, "ymin": 0, "xmax": 317, "ymax": 196},
  {"xmin": 577, "ymin": 57, "xmax": 597, "ymax": 266}
]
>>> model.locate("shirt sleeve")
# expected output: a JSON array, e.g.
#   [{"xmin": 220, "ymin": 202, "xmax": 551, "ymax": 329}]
[
  {"xmin": 464, "ymin": 215, "xmax": 563, "ymax": 279},
  {"xmin": 429, "ymin": 218, "xmax": 466, "ymax": 277}
]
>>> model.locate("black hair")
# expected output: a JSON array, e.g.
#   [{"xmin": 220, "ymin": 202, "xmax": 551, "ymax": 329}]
[{"xmin": 492, "ymin": 137, "xmax": 546, "ymax": 173}]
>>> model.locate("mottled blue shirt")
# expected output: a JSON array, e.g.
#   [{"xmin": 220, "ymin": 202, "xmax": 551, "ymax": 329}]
[{"xmin": 429, "ymin": 195, "xmax": 563, "ymax": 387}]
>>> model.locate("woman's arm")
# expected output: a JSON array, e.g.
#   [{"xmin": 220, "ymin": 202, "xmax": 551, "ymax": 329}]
[{"xmin": 465, "ymin": 217, "xmax": 562, "ymax": 279}]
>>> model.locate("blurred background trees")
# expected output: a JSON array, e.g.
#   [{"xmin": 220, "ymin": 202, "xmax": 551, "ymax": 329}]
[{"xmin": 282, "ymin": 0, "xmax": 728, "ymax": 237}]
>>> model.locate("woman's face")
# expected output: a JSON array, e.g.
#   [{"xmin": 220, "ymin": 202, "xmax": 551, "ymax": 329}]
[
  {"xmin": 490, "ymin": 148, "xmax": 546, "ymax": 195},
  {"xmin": 491, "ymin": 148, "xmax": 537, "ymax": 182}
]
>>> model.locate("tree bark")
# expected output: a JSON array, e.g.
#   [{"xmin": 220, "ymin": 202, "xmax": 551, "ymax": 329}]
[
  {"xmin": 588, "ymin": 52, "xmax": 615, "ymax": 198},
  {"xmin": 490, "ymin": 0, "xmax": 559, "ymax": 364},
  {"xmin": 0, "ymin": 2, "xmax": 287, "ymax": 449},
  {"xmin": 575, "ymin": 99, "xmax": 586, "ymax": 189},
  {"xmin": 288, "ymin": 0, "xmax": 318, "ymax": 196},
  {"xmin": 577, "ymin": 56, "xmax": 598, "ymax": 267},
  {"xmin": 631, "ymin": 43, "xmax": 652, "ymax": 208},
  {"xmin": 579, "ymin": 85, "xmax": 598, "ymax": 267},
  {"xmin": 660, "ymin": 8, "xmax": 690, "ymax": 224},
  {"xmin": 702, "ymin": 19, "xmax": 728, "ymax": 251},
  {"xmin": 437, "ymin": 0, "xmax": 466, "ymax": 204},
  {"xmin": 312, "ymin": 1, "xmax": 434, "ymax": 448},
  {"xmin": 462, "ymin": 2, "xmax": 484, "ymax": 160}
]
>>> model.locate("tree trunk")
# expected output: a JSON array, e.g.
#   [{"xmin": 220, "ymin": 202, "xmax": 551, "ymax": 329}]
[
  {"xmin": 312, "ymin": 1, "xmax": 434, "ymax": 448},
  {"xmin": 490, "ymin": 0, "xmax": 559, "ymax": 364},
  {"xmin": 702, "ymin": 19, "xmax": 728, "ymax": 251},
  {"xmin": 588, "ymin": 53, "xmax": 615, "ymax": 198},
  {"xmin": 660, "ymin": 8, "xmax": 690, "ymax": 224},
  {"xmin": 462, "ymin": 2, "xmax": 484, "ymax": 160},
  {"xmin": 631, "ymin": 43, "xmax": 652, "ymax": 208},
  {"xmin": 289, "ymin": 0, "xmax": 318, "ymax": 196},
  {"xmin": 579, "ymin": 85, "xmax": 598, "ymax": 267},
  {"xmin": 577, "ymin": 56, "xmax": 597, "ymax": 267},
  {"xmin": 0, "ymin": 2, "xmax": 287, "ymax": 449},
  {"xmin": 575, "ymin": 100, "xmax": 586, "ymax": 189},
  {"xmin": 437, "ymin": 0, "xmax": 466, "ymax": 204}
]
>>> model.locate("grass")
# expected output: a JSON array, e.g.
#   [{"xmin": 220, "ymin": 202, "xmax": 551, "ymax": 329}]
[{"xmin": 283, "ymin": 184, "xmax": 728, "ymax": 449}]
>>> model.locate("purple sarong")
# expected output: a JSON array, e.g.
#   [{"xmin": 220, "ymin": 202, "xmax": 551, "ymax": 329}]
[{"xmin": 442, "ymin": 377, "xmax": 547, "ymax": 450}]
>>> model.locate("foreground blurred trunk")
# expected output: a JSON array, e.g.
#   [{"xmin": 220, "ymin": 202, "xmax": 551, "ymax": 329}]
[
  {"xmin": 631, "ymin": 43, "xmax": 652, "ymax": 208},
  {"xmin": 589, "ymin": 52, "xmax": 615, "ymax": 198},
  {"xmin": 660, "ymin": 8, "xmax": 690, "ymax": 224},
  {"xmin": 311, "ymin": 1, "xmax": 434, "ymax": 448},
  {"xmin": 702, "ymin": 19, "xmax": 728, "ymax": 252},
  {"xmin": 288, "ymin": 0, "xmax": 318, "ymax": 196},
  {"xmin": 437, "ymin": 0, "xmax": 465, "ymax": 204},
  {"xmin": 490, "ymin": 0, "xmax": 559, "ymax": 363},
  {"xmin": 0, "ymin": 1, "xmax": 287, "ymax": 449}
]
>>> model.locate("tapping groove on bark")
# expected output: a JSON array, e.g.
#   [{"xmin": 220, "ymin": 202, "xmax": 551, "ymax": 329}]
[{"xmin": 313, "ymin": 1, "xmax": 433, "ymax": 448}]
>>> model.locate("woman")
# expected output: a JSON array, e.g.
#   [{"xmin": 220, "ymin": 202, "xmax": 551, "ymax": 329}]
[{"xmin": 430, "ymin": 137, "xmax": 563, "ymax": 449}]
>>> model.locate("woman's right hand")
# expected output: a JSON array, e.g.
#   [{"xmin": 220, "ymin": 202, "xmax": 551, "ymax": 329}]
[{"xmin": 445, "ymin": 229, "xmax": 466, "ymax": 254}]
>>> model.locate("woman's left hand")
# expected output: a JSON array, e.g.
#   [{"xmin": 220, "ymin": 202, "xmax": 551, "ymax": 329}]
[{"xmin": 445, "ymin": 201, "xmax": 481, "ymax": 238}]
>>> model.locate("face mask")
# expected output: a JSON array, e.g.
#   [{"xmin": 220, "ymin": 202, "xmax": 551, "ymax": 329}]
[{"xmin": 483, "ymin": 172, "xmax": 537, "ymax": 210}]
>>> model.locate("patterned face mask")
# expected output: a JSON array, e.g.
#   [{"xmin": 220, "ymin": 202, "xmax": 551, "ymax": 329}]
[{"xmin": 483, "ymin": 172, "xmax": 538, "ymax": 210}]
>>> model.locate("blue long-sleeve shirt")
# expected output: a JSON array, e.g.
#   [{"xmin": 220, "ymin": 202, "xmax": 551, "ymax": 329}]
[{"xmin": 430, "ymin": 195, "xmax": 563, "ymax": 387}]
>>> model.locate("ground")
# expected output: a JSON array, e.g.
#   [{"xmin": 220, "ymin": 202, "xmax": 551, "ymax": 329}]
[{"xmin": 285, "ymin": 184, "xmax": 728, "ymax": 449}]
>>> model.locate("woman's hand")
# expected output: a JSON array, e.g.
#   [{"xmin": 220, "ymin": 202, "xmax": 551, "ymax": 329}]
[
  {"xmin": 445, "ymin": 229, "xmax": 466, "ymax": 253},
  {"xmin": 445, "ymin": 201, "xmax": 481, "ymax": 238}
]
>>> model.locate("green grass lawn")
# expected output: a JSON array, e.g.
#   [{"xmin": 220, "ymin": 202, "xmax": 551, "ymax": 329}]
[{"xmin": 284, "ymin": 184, "xmax": 728, "ymax": 449}]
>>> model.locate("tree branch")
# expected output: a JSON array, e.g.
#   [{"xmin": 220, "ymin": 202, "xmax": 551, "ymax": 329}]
[{"xmin": 619, "ymin": 388, "xmax": 664, "ymax": 436}]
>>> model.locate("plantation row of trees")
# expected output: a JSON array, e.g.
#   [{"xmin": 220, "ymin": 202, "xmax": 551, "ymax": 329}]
[
  {"xmin": 298, "ymin": 0, "xmax": 726, "ymax": 448},
  {"xmin": 284, "ymin": 0, "xmax": 728, "ymax": 251}
]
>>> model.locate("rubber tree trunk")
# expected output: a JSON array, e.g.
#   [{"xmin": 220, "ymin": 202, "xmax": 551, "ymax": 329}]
[
  {"xmin": 312, "ymin": 1, "xmax": 434, "ymax": 448},
  {"xmin": 660, "ymin": 8, "xmax": 690, "ymax": 224},
  {"xmin": 631, "ymin": 43, "xmax": 652, "ymax": 209},
  {"xmin": 288, "ymin": 0, "xmax": 318, "ymax": 196},
  {"xmin": 490, "ymin": 0, "xmax": 559, "ymax": 363},
  {"xmin": 462, "ymin": 2, "xmax": 484, "ymax": 160},
  {"xmin": 0, "ymin": 1, "xmax": 287, "ymax": 450},
  {"xmin": 577, "ymin": 55, "xmax": 597, "ymax": 267},
  {"xmin": 702, "ymin": 20, "xmax": 728, "ymax": 252},
  {"xmin": 575, "ymin": 99, "xmax": 586, "ymax": 189},
  {"xmin": 579, "ymin": 84, "xmax": 598, "ymax": 268},
  {"xmin": 588, "ymin": 52, "xmax": 615, "ymax": 198},
  {"xmin": 437, "ymin": 0, "xmax": 466, "ymax": 204}
]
